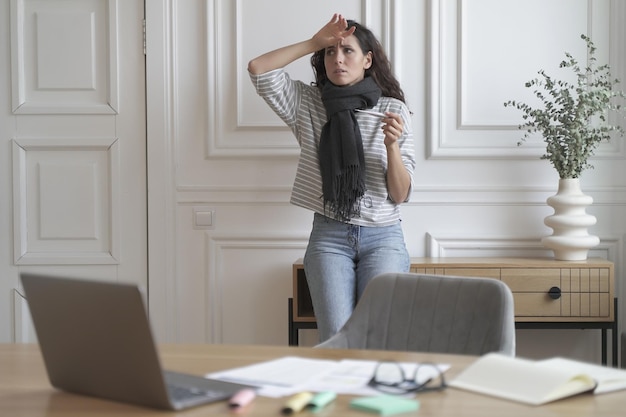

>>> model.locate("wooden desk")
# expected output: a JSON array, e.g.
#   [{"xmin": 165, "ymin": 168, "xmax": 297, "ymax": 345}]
[
  {"xmin": 290, "ymin": 257, "xmax": 618, "ymax": 366},
  {"xmin": 1, "ymin": 343, "xmax": 625, "ymax": 416}
]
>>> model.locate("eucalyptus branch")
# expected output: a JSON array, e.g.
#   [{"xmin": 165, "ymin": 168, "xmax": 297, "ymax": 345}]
[{"xmin": 504, "ymin": 34, "xmax": 625, "ymax": 179}]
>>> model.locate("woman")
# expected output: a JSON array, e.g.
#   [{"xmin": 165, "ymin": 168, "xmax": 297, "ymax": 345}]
[{"xmin": 248, "ymin": 14, "xmax": 415, "ymax": 342}]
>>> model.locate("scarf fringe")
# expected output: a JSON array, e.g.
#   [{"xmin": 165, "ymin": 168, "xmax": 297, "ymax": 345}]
[{"xmin": 323, "ymin": 165, "xmax": 365, "ymax": 222}]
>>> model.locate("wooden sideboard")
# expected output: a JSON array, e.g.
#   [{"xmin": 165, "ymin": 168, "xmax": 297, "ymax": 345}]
[{"xmin": 289, "ymin": 257, "xmax": 618, "ymax": 366}]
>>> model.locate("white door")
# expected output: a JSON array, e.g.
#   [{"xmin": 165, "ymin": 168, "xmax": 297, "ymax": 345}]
[{"xmin": 0, "ymin": 0, "xmax": 146, "ymax": 342}]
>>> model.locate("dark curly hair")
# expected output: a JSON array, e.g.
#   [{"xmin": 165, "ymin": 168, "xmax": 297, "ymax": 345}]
[{"xmin": 310, "ymin": 20, "xmax": 406, "ymax": 103}]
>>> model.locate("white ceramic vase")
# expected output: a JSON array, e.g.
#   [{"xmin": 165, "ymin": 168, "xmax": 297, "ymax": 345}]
[{"xmin": 542, "ymin": 178, "xmax": 600, "ymax": 261}]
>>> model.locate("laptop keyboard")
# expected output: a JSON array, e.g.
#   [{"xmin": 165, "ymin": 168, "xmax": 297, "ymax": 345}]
[{"xmin": 167, "ymin": 384, "xmax": 226, "ymax": 402}]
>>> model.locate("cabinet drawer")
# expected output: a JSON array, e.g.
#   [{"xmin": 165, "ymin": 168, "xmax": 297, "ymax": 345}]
[
  {"xmin": 501, "ymin": 268, "xmax": 560, "ymax": 292},
  {"xmin": 502, "ymin": 268, "xmax": 611, "ymax": 293},
  {"xmin": 514, "ymin": 292, "xmax": 611, "ymax": 318},
  {"xmin": 406, "ymin": 264, "xmax": 613, "ymax": 321},
  {"xmin": 294, "ymin": 258, "xmax": 614, "ymax": 323}
]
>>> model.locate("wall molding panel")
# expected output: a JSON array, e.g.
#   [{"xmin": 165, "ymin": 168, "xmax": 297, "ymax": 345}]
[
  {"xmin": 206, "ymin": 0, "xmax": 375, "ymax": 158},
  {"xmin": 425, "ymin": 233, "xmax": 619, "ymax": 261},
  {"xmin": 427, "ymin": 0, "xmax": 618, "ymax": 159},
  {"xmin": 12, "ymin": 137, "xmax": 120, "ymax": 265},
  {"xmin": 204, "ymin": 235, "xmax": 308, "ymax": 343},
  {"xmin": 10, "ymin": 0, "xmax": 119, "ymax": 114}
]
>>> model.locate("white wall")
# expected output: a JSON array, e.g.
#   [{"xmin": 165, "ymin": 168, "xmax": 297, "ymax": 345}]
[{"xmin": 146, "ymin": 0, "xmax": 625, "ymax": 364}]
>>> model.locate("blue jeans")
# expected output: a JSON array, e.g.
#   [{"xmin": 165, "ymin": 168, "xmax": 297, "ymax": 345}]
[{"xmin": 303, "ymin": 213, "xmax": 410, "ymax": 342}]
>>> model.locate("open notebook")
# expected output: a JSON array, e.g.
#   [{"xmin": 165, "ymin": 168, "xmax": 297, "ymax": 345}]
[
  {"xmin": 449, "ymin": 352, "xmax": 626, "ymax": 405},
  {"xmin": 20, "ymin": 273, "xmax": 253, "ymax": 410}
]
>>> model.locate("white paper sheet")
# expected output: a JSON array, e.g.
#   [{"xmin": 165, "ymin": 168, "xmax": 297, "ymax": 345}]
[{"xmin": 206, "ymin": 356, "xmax": 450, "ymax": 398}]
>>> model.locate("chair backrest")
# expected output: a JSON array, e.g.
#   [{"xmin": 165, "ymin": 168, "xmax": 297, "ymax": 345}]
[{"xmin": 316, "ymin": 272, "xmax": 516, "ymax": 356}]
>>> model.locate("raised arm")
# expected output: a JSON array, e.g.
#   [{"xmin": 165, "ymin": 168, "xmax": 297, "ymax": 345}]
[{"xmin": 247, "ymin": 13, "xmax": 356, "ymax": 75}]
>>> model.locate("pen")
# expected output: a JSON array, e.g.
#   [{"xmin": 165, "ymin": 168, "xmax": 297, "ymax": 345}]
[
  {"xmin": 281, "ymin": 392, "xmax": 313, "ymax": 415},
  {"xmin": 228, "ymin": 388, "xmax": 256, "ymax": 409},
  {"xmin": 307, "ymin": 391, "xmax": 337, "ymax": 412}
]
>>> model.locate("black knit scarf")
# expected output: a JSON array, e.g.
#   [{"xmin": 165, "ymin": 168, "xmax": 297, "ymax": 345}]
[{"xmin": 319, "ymin": 77, "xmax": 381, "ymax": 221}]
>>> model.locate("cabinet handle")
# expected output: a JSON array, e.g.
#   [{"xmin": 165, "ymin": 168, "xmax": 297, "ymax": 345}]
[{"xmin": 548, "ymin": 286, "xmax": 561, "ymax": 300}]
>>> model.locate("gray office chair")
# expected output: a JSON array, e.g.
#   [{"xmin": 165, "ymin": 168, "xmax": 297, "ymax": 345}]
[{"xmin": 316, "ymin": 272, "xmax": 516, "ymax": 356}]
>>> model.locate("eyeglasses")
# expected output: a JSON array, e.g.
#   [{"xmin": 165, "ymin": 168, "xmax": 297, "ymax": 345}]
[{"xmin": 368, "ymin": 361, "xmax": 447, "ymax": 395}]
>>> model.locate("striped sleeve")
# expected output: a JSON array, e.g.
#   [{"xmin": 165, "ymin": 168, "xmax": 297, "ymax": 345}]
[{"xmin": 249, "ymin": 69, "xmax": 305, "ymax": 141}]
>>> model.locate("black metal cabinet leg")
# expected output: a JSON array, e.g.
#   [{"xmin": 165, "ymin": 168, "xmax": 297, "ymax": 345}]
[
  {"xmin": 602, "ymin": 329, "xmax": 607, "ymax": 365},
  {"xmin": 288, "ymin": 298, "xmax": 297, "ymax": 346},
  {"xmin": 612, "ymin": 298, "xmax": 618, "ymax": 367}
]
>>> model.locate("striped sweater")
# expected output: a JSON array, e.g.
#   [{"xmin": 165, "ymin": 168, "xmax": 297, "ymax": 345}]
[{"xmin": 250, "ymin": 69, "xmax": 415, "ymax": 227}]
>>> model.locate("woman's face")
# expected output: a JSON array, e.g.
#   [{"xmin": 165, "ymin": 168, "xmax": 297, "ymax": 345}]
[{"xmin": 324, "ymin": 34, "xmax": 372, "ymax": 87}]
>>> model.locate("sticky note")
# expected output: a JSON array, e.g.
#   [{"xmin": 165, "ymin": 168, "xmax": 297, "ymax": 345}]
[{"xmin": 350, "ymin": 395, "xmax": 420, "ymax": 416}]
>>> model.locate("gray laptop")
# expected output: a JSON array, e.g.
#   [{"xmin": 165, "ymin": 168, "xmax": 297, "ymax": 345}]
[{"xmin": 20, "ymin": 273, "xmax": 254, "ymax": 410}]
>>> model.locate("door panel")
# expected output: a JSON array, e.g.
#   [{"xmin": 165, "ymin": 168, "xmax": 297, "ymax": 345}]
[{"xmin": 0, "ymin": 0, "xmax": 146, "ymax": 342}]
